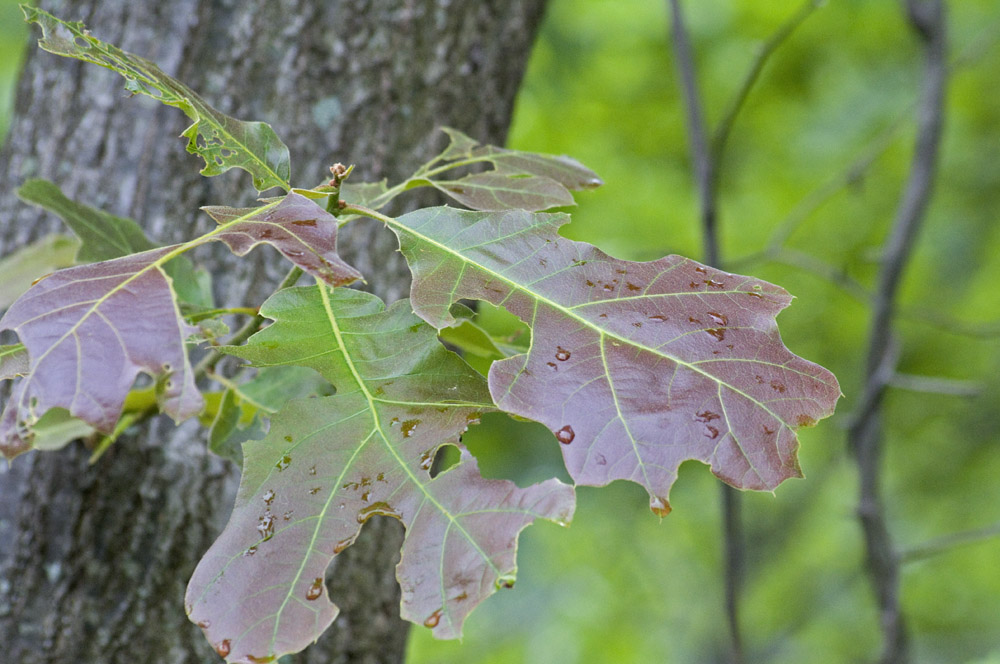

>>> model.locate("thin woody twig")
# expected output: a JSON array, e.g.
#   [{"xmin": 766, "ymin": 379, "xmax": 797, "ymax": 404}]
[
  {"xmin": 848, "ymin": 2, "xmax": 948, "ymax": 664},
  {"xmin": 712, "ymin": 0, "xmax": 823, "ymax": 166},
  {"xmin": 902, "ymin": 521, "xmax": 1000, "ymax": 563},
  {"xmin": 666, "ymin": 2, "xmax": 817, "ymax": 660},
  {"xmin": 668, "ymin": 0, "xmax": 718, "ymax": 265}
]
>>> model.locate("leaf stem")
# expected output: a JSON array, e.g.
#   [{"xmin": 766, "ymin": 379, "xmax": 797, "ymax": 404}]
[{"xmin": 193, "ymin": 265, "xmax": 303, "ymax": 376}]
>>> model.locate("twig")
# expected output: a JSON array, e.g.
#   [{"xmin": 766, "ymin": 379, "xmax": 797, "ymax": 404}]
[
  {"xmin": 847, "ymin": 2, "xmax": 948, "ymax": 663},
  {"xmin": 728, "ymin": 15, "xmax": 999, "ymax": 270},
  {"xmin": 712, "ymin": 0, "xmax": 823, "ymax": 167},
  {"xmin": 902, "ymin": 521, "xmax": 1000, "ymax": 563},
  {"xmin": 888, "ymin": 373, "xmax": 981, "ymax": 398},
  {"xmin": 666, "ymin": 2, "xmax": 818, "ymax": 660},
  {"xmin": 667, "ymin": 2, "xmax": 731, "ymax": 661},
  {"xmin": 668, "ymin": 0, "xmax": 718, "ymax": 265},
  {"xmin": 193, "ymin": 266, "xmax": 303, "ymax": 376}
]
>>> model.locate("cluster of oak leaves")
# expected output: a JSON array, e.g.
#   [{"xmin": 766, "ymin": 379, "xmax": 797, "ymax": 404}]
[{"xmin": 0, "ymin": 7, "xmax": 840, "ymax": 663}]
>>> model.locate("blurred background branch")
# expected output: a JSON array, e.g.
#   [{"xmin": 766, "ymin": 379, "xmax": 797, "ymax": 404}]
[{"xmin": 848, "ymin": 2, "xmax": 948, "ymax": 663}]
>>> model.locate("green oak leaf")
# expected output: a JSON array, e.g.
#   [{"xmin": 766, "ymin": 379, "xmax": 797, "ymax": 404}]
[
  {"xmin": 17, "ymin": 179, "xmax": 156, "ymax": 262},
  {"xmin": 0, "ymin": 233, "xmax": 78, "ymax": 310},
  {"xmin": 23, "ymin": 7, "xmax": 291, "ymax": 192},
  {"xmin": 186, "ymin": 286, "xmax": 574, "ymax": 661},
  {"xmin": 17, "ymin": 178, "xmax": 215, "ymax": 309}
]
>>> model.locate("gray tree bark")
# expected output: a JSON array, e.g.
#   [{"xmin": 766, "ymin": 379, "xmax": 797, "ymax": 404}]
[{"xmin": 0, "ymin": 1, "xmax": 548, "ymax": 662}]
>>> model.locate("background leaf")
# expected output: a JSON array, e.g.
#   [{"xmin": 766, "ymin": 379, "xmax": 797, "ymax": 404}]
[
  {"xmin": 0, "ymin": 343, "xmax": 29, "ymax": 380},
  {"xmin": 186, "ymin": 286, "xmax": 574, "ymax": 661},
  {"xmin": 23, "ymin": 7, "xmax": 291, "ymax": 192},
  {"xmin": 0, "ymin": 233, "xmax": 78, "ymax": 309},
  {"xmin": 17, "ymin": 178, "xmax": 156, "ymax": 262},
  {"xmin": 385, "ymin": 206, "xmax": 840, "ymax": 511}
]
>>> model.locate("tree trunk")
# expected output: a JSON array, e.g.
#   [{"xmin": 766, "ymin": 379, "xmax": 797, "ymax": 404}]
[{"xmin": 0, "ymin": 1, "xmax": 547, "ymax": 662}]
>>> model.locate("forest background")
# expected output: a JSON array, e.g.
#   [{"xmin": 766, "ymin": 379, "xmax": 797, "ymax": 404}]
[{"xmin": 0, "ymin": 0, "xmax": 998, "ymax": 662}]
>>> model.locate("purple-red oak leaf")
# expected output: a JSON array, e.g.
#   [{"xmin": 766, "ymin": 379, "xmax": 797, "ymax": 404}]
[
  {"xmin": 186, "ymin": 286, "xmax": 574, "ymax": 662},
  {"xmin": 0, "ymin": 246, "xmax": 201, "ymax": 458},
  {"xmin": 0, "ymin": 194, "xmax": 359, "ymax": 458},
  {"xmin": 201, "ymin": 194, "xmax": 361, "ymax": 287},
  {"xmin": 382, "ymin": 206, "xmax": 841, "ymax": 514},
  {"xmin": 364, "ymin": 127, "xmax": 604, "ymax": 213}
]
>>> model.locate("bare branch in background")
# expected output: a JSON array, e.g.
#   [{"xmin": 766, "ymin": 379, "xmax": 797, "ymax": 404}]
[
  {"xmin": 902, "ymin": 521, "xmax": 1000, "ymax": 563},
  {"xmin": 848, "ymin": 1, "xmax": 948, "ymax": 663},
  {"xmin": 665, "ymin": 3, "xmax": 739, "ymax": 660},
  {"xmin": 888, "ymin": 373, "xmax": 981, "ymax": 398},
  {"xmin": 665, "ymin": 2, "xmax": 818, "ymax": 661},
  {"xmin": 667, "ymin": 0, "xmax": 718, "ymax": 264},
  {"xmin": 712, "ymin": 0, "xmax": 823, "ymax": 167}
]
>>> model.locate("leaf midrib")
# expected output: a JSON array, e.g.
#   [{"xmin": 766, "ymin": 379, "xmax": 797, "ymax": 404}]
[{"xmin": 258, "ymin": 284, "xmax": 503, "ymax": 641}]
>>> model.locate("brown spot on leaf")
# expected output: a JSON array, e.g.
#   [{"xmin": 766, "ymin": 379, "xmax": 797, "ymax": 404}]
[
  {"xmin": 706, "ymin": 328, "xmax": 726, "ymax": 342},
  {"xmin": 796, "ymin": 414, "xmax": 817, "ymax": 427},
  {"xmin": 649, "ymin": 496, "xmax": 672, "ymax": 517},
  {"xmin": 215, "ymin": 640, "xmax": 232, "ymax": 657},
  {"xmin": 306, "ymin": 577, "xmax": 324, "ymax": 601},
  {"xmin": 357, "ymin": 501, "xmax": 401, "ymax": 523},
  {"xmin": 555, "ymin": 426, "xmax": 575, "ymax": 444},
  {"xmin": 707, "ymin": 311, "xmax": 728, "ymax": 326}
]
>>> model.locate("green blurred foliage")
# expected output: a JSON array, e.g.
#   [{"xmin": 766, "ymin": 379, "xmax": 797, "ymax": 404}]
[
  {"xmin": 0, "ymin": 0, "xmax": 27, "ymax": 136},
  {"xmin": 2, "ymin": 0, "xmax": 999, "ymax": 662}
]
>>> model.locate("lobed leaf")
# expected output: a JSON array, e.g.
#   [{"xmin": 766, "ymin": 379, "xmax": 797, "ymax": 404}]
[
  {"xmin": 0, "ymin": 194, "xmax": 359, "ymax": 458},
  {"xmin": 23, "ymin": 7, "xmax": 291, "ymax": 192},
  {"xmin": 434, "ymin": 126, "xmax": 604, "ymax": 192},
  {"xmin": 0, "ymin": 246, "xmax": 203, "ymax": 458},
  {"xmin": 186, "ymin": 286, "xmax": 574, "ymax": 661},
  {"xmin": 381, "ymin": 206, "xmax": 841, "ymax": 513}
]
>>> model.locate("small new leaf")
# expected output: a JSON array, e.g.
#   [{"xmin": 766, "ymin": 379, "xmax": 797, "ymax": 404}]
[
  {"xmin": 186, "ymin": 286, "xmax": 574, "ymax": 661},
  {"xmin": 202, "ymin": 194, "xmax": 362, "ymax": 288},
  {"xmin": 23, "ymin": 7, "xmax": 291, "ymax": 192},
  {"xmin": 367, "ymin": 127, "xmax": 603, "ymax": 212}
]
